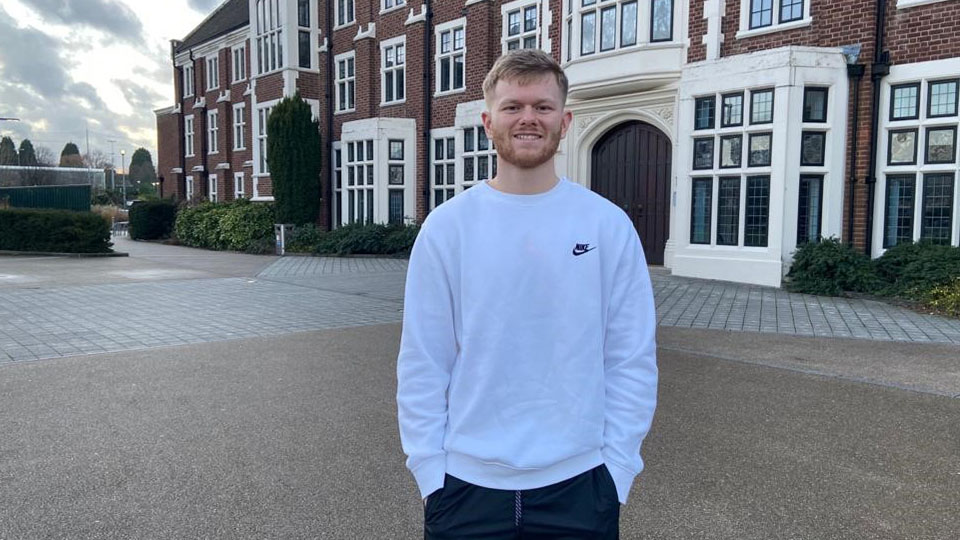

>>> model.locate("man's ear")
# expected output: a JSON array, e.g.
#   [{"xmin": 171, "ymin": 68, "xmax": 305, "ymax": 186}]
[
  {"xmin": 481, "ymin": 110, "xmax": 492, "ymax": 138},
  {"xmin": 560, "ymin": 109, "xmax": 573, "ymax": 139}
]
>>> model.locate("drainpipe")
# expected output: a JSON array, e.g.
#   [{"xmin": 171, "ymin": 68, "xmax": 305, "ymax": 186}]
[
  {"xmin": 422, "ymin": 0, "xmax": 433, "ymax": 221},
  {"xmin": 325, "ymin": 0, "xmax": 334, "ymax": 230},
  {"xmin": 864, "ymin": 0, "xmax": 890, "ymax": 255},
  {"xmin": 846, "ymin": 62, "xmax": 864, "ymax": 245}
]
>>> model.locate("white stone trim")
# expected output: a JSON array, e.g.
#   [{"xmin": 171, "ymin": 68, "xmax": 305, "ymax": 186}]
[
  {"xmin": 897, "ymin": 0, "xmax": 951, "ymax": 8},
  {"xmin": 406, "ymin": 4, "xmax": 427, "ymax": 25}
]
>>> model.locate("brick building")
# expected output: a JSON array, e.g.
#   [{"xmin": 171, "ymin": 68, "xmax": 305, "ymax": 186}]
[{"xmin": 156, "ymin": 0, "xmax": 960, "ymax": 286}]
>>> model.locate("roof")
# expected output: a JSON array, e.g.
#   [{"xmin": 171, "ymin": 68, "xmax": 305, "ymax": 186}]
[{"xmin": 176, "ymin": 0, "xmax": 249, "ymax": 54}]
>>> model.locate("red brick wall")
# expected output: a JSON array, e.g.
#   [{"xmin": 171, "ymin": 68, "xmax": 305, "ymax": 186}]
[
  {"xmin": 884, "ymin": 0, "xmax": 960, "ymax": 64},
  {"xmin": 687, "ymin": 0, "xmax": 706, "ymax": 63},
  {"xmin": 156, "ymin": 110, "xmax": 182, "ymax": 199}
]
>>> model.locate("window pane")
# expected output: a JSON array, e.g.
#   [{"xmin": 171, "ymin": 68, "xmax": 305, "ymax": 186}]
[
  {"xmin": 721, "ymin": 93, "xmax": 743, "ymax": 127},
  {"xmin": 434, "ymin": 140, "xmax": 443, "ymax": 160},
  {"xmin": 357, "ymin": 188, "xmax": 364, "ymax": 223},
  {"xmin": 367, "ymin": 190, "xmax": 374, "ymax": 223},
  {"xmin": 695, "ymin": 96, "xmax": 715, "ymax": 130},
  {"xmin": 389, "ymin": 190, "xmax": 404, "ymax": 225},
  {"xmin": 750, "ymin": 0, "xmax": 773, "ymax": 29},
  {"xmin": 348, "ymin": 190, "xmax": 355, "ymax": 223},
  {"xmin": 651, "ymin": 0, "xmax": 672, "ymax": 41},
  {"xmin": 454, "ymin": 28, "xmax": 464, "ymax": 50},
  {"xmin": 888, "ymin": 129, "xmax": 917, "ymax": 165},
  {"xmin": 434, "ymin": 190, "xmax": 443, "ymax": 208},
  {"xmin": 440, "ymin": 57, "xmax": 450, "ymax": 91},
  {"xmin": 446, "ymin": 138, "xmax": 455, "ymax": 159},
  {"xmin": 434, "ymin": 164, "xmax": 443, "ymax": 185},
  {"xmin": 891, "ymin": 84, "xmax": 919, "ymax": 120},
  {"xmin": 523, "ymin": 36, "xmax": 537, "ymax": 49},
  {"xmin": 464, "ymin": 128, "xmax": 474, "ymax": 152},
  {"xmin": 921, "ymin": 174, "xmax": 954, "ymax": 245},
  {"xmin": 367, "ymin": 164, "xmax": 374, "ymax": 185},
  {"xmin": 454, "ymin": 55, "xmax": 464, "ymax": 89},
  {"xmin": 600, "ymin": 7, "xmax": 617, "ymax": 52},
  {"xmin": 524, "ymin": 6, "xmax": 537, "ymax": 31},
  {"xmin": 693, "ymin": 137, "xmax": 714, "ymax": 170},
  {"xmin": 581, "ymin": 12, "xmax": 596, "ymax": 55},
  {"xmin": 884, "ymin": 175, "xmax": 915, "ymax": 248},
  {"xmin": 750, "ymin": 89, "xmax": 774, "ymax": 124},
  {"xmin": 299, "ymin": 31, "xmax": 311, "ymax": 68},
  {"xmin": 357, "ymin": 141, "xmax": 364, "ymax": 161},
  {"xmin": 509, "ymin": 11, "xmax": 521, "ymax": 36},
  {"xmin": 367, "ymin": 141, "xmax": 373, "ymax": 159},
  {"xmin": 719, "ymin": 135, "xmax": 742, "ymax": 168},
  {"xmin": 690, "ymin": 178, "xmax": 712, "ymax": 244},
  {"xmin": 928, "ymin": 80, "xmax": 958, "ymax": 117},
  {"xmin": 745, "ymin": 175, "xmax": 770, "ymax": 247},
  {"xmin": 800, "ymin": 132, "xmax": 826, "ymax": 166},
  {"xmin": 478, "ymin": 156, "xmax": 489, "ymax": 180},
  {"xmin": 621, "ymin": 1, "xmax": 638, "ymax": 47},
  {"xmin": 802, "ymin": 87, "xmax": 827, "ymax": 122},
  {"xmin": 797, "ymin": 175, "xmax": 822, "ymax": 244},
  {"xmin": 390, "ymin": 140, "xmax": 403, "ymax": 160},
  {"xmin": 925, "ymin": 127, "xmax": 956, "ymax": 164},
  {"xmin": 446, "ymin": 164, "xmax": 455, "ymax": 184},
  {"xmin": 441, "ymin": 31, "xmax": 451, "ymax": 54},
  {"xmin": 389, "ymin": 164, "xmax": 404, "ymax": 185},
  {"xmin": 748, "ymin": 133, "xmax": 772, "ymax": 167},
  {"xmin": 464, "ymin": 157, "xmax": 474, "ymax": 182},
  {"xmin": 508, "ymin": 39, "xmax": 520, "ymax": 50},
  {"xmin": 566, "ymin": 19, "xmax": 572, "ymax": 61},
  {"xmin": 780, "ymin": 0, "xmax": 803, "ymax": 23},
  {"xmin": 717, "ymin": 177, "xmax": 740, "ymax": 246}
]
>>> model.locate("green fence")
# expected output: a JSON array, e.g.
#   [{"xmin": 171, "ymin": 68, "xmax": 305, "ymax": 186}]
[{"xmin": 0, "ymin": 184, "xmax": 91, "ymax": 212}]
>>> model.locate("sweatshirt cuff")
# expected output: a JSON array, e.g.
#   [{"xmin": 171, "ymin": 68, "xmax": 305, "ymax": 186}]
[
  {"xmin": 602, "ymin": 455, "xmax": 637, "ymax": 504},
  {"xmin": 412, "ymin": 454, "xmax": 447, "ymax": 499}
]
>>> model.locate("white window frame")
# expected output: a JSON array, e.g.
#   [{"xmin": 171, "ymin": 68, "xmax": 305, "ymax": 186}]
[
  {"xmin": 381, "ymin": 0, "xmax": 405, "ymax": 14},
  {"xmin": 461, "ymin": 125, "xmax": 497, "ymax": 189},
  {"xmin": 335, "ymin": 51, "xmax": 356, "ymax": 113},
  {"xmin": 255, "ymin": 0, "xmax": 284, "ymax": 75},
  {"xmin": 333, "ymin": 141, "xmax": 343, "ymax": 228},
  {"xmin": 344, "ymin": 139, "xmax": 376, "ymax": 225},
  {"xmin": 336, "ymin": 0, "xmax": 355, "ymax": 28},
  {"xmin": 737, "ymin": 0, "xmax": 812, "ymax": 39},
  {"xmin": 565, "ymin": 0, "xmax": 673, "ymax": 62},
  {"xmin": 233, "ymin": 103, "xmax": 246, "ymax": 150},
  {"xmin": 234, "ymin": 172, "xmax": 245, "ymax": 199},
  {"xmin": 435, "ymin": 18, "xmax": 466, "ymax": 96},
  {"xmin": 381, "ymin": 36, "xmax": 406, "ymax": 106},
  {"xmin": 897, "ymin": 0, "xmax": 952, "ymax": 8},
  {"xmin": 185, "ymin": 175, "xmax": 194, "ymax": 201},
  {"xmin": 207, "ymin": 109, "xmax": 219, "ymax": 154},
  {"xmin": 875, "ymin": 66, "xmax": 960, "ymax": 254},
  {"xmin": 206, "ymin": 55, "xmax": 220, "ymax": 91},
  {"xmin": 182, "ymin": 64, "xmax": 195, "ymax": 97},
  {"xmin": 431, "ymin": 128, "xmax": 457, "ymax": 209},
  {"xmin": 232, "ymin": 45, "xmax": 246, "ymax": 83},
  {"xmin": 501, "ymin": 0, "xmax": 542, "ymax": 54},
  {"xmin": 256, "ymin": 103, "xmax": 275, "ymax": 175},
  {"xmin": 184, "ymin": 115, "xmax": 195, "ymax": 157},
  {"xmin": 208, "ymin": 174, "xmax": 218, "ymax": 202}
]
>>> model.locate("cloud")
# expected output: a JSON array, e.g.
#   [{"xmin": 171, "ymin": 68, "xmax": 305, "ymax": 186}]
[
  {"xmin": 0, "ymin": 8, "xmax": 69, "ymax": 98},
  {"xmin": 19, "ymin": 0, "xmax": 145, "ymax": 44},
  {"xmin": 186, "ymin": 0, "xmax": 224, "ymax": 13},
  {"xmin": 113, "ymin": 79, "xmax": 165, "ymax": 112},
  {"xmin": 0, "ymin": 6, "xmax": 156, "ymax": 158}
]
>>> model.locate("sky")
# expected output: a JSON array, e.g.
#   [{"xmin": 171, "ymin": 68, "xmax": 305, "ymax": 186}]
[{"xmin": 0, "ymin": 0, "xmax": 225, "ymax": 169}]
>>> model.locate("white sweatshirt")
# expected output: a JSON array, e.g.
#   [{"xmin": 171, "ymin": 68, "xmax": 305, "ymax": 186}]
[{"xmin": 397, "ymin": 177, "xmax": 658, "ymax": 504}]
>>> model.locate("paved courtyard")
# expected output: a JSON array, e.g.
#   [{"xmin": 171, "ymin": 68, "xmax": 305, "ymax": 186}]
[{"xmin": 1, "ymin": 239, "xmax": 959, "ymax": 364}]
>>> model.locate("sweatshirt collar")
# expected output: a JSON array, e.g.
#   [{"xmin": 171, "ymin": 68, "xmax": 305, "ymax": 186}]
[{"xmin": 478, "ymin": 177, "xmax": 569, "ymax": 205}]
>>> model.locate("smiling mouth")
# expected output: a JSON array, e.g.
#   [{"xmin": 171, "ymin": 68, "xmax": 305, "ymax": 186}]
[{"xmin": 513, "ymin": 134, "xmax": 542, "ymax": 140}]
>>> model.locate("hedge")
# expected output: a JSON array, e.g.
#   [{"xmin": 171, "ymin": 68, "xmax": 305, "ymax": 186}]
[
  {"xmin": 0, "ymin": 208, "xmax": 112, "ymax": 253},
  {"xmin": 174, "ymin": 199, "xmax": 275, "ymax": 253},
  {"xmin": 287, "ymin": 223, "xmax": 419, "ymax": 256},
  {"xmin": 129, "ymin": 200, "xmax": 177, "ymax": 240}
]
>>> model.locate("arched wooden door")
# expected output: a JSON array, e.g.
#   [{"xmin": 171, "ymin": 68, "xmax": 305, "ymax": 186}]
[{"xmin": 591, "ymin": 121, "xmax": 672, "ymax": 265}]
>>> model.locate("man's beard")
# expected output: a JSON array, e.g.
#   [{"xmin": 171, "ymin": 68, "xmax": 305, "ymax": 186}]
[{"xmin": 490, "ymin": 124, "xmax": 562, "ymax": 169}]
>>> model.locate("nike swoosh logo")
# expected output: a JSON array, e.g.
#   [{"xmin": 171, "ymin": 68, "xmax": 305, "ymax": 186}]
[{"xmin": 572, "ymin": 246, "xmax": 597, "ymax": 256}]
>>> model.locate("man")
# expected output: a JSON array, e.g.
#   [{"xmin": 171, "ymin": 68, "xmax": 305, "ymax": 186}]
[{"xmin": 397, "ymin": 49, "xmax": 658, "ymax": 539}]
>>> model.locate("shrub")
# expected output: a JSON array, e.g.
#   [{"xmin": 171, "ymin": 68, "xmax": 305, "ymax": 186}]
[
  {"xmin": 873, "ymin": 242, "xmax": 960, "ymax": 299},
  {"xmin": 287, "ymin": 223, "xmax": 325, "ymax": 253},
  {"xmin": 382, "ymin": 224, "xmax": 420, "ymax": 255},
  {"xmin": 129, "ymin": 199, "xmax": 177, "ymax": 240},
  {"xmin": 0, "ymin": 208, "xmax": 112, "ymax": 253},
  {"xmin": 267, "ymin": 93, "xmax": 321, "ymax": 225},
  {"xmin": 786, "ymin": 238, "xmax": 878, "ymax": 296},
  {"xmin": 922, "ymin": 278, "xmax": 960, "ymax": 317},
  {"xmin": 173, "ymin": 199, "xmax": 275, "ymax": 253}
]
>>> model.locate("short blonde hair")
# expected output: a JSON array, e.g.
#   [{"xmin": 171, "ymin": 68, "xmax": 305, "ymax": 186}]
[{"xmin": 482, "ymin": 50, "xmax": 569, "ymax": 105}]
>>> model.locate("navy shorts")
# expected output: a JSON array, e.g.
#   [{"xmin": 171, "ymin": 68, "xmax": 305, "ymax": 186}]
[{"xmin": 423, "ymin": 464, "xmax": 620, "ymax": 539}]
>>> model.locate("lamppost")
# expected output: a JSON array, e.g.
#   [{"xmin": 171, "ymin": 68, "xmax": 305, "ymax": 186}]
[{"xmin": 120, "ymin": 149, "xmax": 126, "ymax": 207}]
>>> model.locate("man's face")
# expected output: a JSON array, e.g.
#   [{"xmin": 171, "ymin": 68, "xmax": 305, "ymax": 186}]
[{"xmin": 482, "ymin": 75, "xmax": 572, "ymax": 170}]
